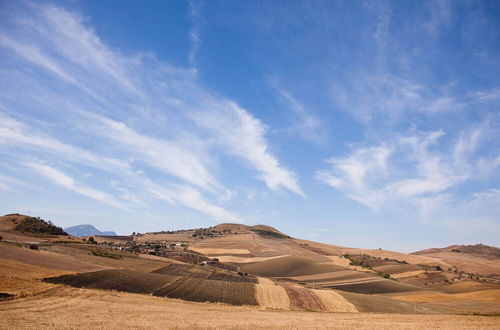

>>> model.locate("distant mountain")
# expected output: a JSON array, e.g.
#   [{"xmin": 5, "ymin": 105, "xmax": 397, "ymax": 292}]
[{"xmin": 64, "ymin": 224, "xmax": 117, "ymax": 237}]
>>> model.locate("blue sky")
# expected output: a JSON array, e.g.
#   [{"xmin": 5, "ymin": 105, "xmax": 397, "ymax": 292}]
[{"xmin": 0, "ymin": 0, "xmax": 499, "ymax": 251}]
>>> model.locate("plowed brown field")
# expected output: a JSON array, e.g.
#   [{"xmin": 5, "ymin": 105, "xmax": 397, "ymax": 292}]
[
  {"xmin": 154, "ymin": 277, "xmax": 257, "ymax": 306},
  {"xmin": 282, "ymin": 285, "xmax": 325, "ymax": 311},
  {"xmin": 44, "ymin": 269, "xmax": 179, "ymax": 294}
]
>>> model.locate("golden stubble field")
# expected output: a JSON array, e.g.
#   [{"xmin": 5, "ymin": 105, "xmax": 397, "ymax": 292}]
[{"xmin": 1, "ymin": 286, "xmax": 499, "ymax": 330}]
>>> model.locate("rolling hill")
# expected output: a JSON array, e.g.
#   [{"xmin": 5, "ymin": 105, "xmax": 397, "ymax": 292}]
[{"xmin": 1, "ymin": 214, "xmax": 499, "ymax": 328}]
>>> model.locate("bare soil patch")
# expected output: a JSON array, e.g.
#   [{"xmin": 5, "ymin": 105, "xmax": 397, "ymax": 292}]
[{"xmin": 326, "ymin": 278, "xmax": 421, "ymax": 294}]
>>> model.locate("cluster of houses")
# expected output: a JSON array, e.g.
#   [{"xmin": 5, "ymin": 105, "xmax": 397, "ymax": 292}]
[{"xmin": 97, "ymin": 239, "xmax": 190, "ymax": 257}]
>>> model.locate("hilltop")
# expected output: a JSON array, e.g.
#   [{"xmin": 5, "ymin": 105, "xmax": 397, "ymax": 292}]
[{"xmin": 413, "ymin": 244, "xmax": 500, "ymax": 258}]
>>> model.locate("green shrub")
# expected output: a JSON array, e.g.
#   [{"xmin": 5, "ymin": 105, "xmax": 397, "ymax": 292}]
[{"xmin": 90, "ymin": 249, "xmax": 122, "ymax": 259}]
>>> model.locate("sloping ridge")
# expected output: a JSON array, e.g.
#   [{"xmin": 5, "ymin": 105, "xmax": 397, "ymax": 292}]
[
  {"xmin": 413, "ymin": 244, "xmax": 500, "ymax": 258},
  {"xmin": 239, "ymin": 255, "xmax": 345, "ymax": 277}
]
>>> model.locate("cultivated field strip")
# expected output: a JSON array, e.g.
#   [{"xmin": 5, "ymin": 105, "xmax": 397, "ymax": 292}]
[
  {"xmin": 44, "ymin": 269, "xmax": 180, "ymax": 294},
  {"xmin": 153, "ymin": 263, "xmax": 257, "ymax": 283},
  {"xmin": 154, "ymin": 276, "xmax": 257, "ymax": 305},
  {"xmin": 254, "ymin": 283, "xmax": 290, "ymax": 309},
  {"xmin": 312, "ymin": 289, "xmax": 358, "ymax": 313},
  {"xmin": 282, "ymin": 285, "xmax": 326, "ymax": 311}
]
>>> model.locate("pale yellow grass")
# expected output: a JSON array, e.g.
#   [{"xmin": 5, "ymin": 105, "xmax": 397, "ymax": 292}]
[
  {"xmin": 326, "ymin": 255, "xmax": 350, "ymax": 267},
  {"xmin": 312, "ymin": 289, "xmax": 358, "ymax": 313},
  {"xmin": 394, "ymin": 289, "xmax": 500, "ymax": 304},
  {"xmin": 1, "ymin": 286, "xmax": 499, "ymax": 329},
  {"xmin": 257, "ymin": 277, "xmax": 275, "ymax": 285},
  {"xmin": 289, "ymin": 269, "xmax": 371, "ymax": 281},
  {"xmin": 255, "ymin": 284, "xmax": 290, "ymax": 310},
  {"xmin": 0, "ymin": 257, "xmax": 73, "ymax": 296},
  {"xmin": 190, "ymin": 247, "xmax": 251, "ymax": 255},
  {"xmin": 392, "ymin": 270, "xmax": 428, "ymax": 279},
  {"xmin": 213, "ymin": 255, "xmax": 287, "ymax": 263}
]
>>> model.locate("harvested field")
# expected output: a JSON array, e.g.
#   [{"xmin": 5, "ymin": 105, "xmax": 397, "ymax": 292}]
[
  {"xmin": 44, "ymin": 269, "xmax": 179, "ymax": 294},
  {"xmin": 213, "ymin": 255, "xmax": 286, "ymax": 263},
  {"xmin": 255, "ymin": 284, "xmax": 290, "ymax": 310},
  {"xmin": 438, "ymin": 280, "xmax": 500, "ymax": 293},
  {"xmin": 152, "ymin": 263, "xmax": 257, "ymax": 283},
  {"xmin": 393, "ymin": 289, "xmax": 500, "ymax": 304},
  {"xmin": 372, "ymin": 264, "xmax": 423, "ymax": 274},
  {"xmin": 154, "ymin": 277, "xmax": 257, "ymax": 306},
  {"xmin": 327, "ymin": 278, "xmax": 421, "ymax": 294},
  {"xmin": 391, "ymin": 270, "xmax": 428, "ymax": 279},
  {"xmin": 240, "ymin": 256, "xmax": 344, "ymax": 277},
  {"xmin": 208, "ymin": 270, "xmax": 257, "ymax": 283},
  {"xmin": 1, "ymin": 287, "xmax": 500, "ymax": 329},
  {"xmin": 41, "ymin": 244, "xmax": 171, "ymax": 272},
  {"xmin": 190, "ymin": 247, "xmax": 251, "ymax": 255},
  {"xmin": 312, "ymin": 289, "xmax": 358, "ymax": 312},
  {"xmin": 337, "ymin": 291, "xmax": 443, "ymax": 314},
  {"xmin": 153, "ymin": 263, "xmax": 212, "ymax": 277},
  {"xmin": 257, "ymin": 277, "xmax": 275, "ymax": 285},
  {"xmin": 289, "ymin": 269, "xmax": 374, "ymax": 283},
  {"xmin": 282, "ymin": 285, "xmax": 325, "ymax": 311},
  {"xmin": 0, "ymin": 257, "xmax": 72, "ymax": 296},
  {"xmin": 326, "ymin": 255, "xmax": 350, "ymax": 267},
  {"xmin": 0, "ymin": 242, "xmax": 107, "ymax": 273}
]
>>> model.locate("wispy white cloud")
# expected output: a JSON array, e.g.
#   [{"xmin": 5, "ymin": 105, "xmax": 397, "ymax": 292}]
[
  {"xmin": 276, "ymin": 89, "xmax": 324, "ymax": 143},
  {"xmin": 317, "ymin": 123, "xmax": 500, "ymax": 216},
  {"xmin": 140, "ymin": 178, "xmax": 238, "ymax": 221},
  {"xmin": 0, "ymin": 2, "xmax": 303, "ymax": 224},
  {"xmin": 193, "ymin": 101, "xmax": 305, "ymax": 196},
  {"xmin": 331, "ymin": 74, "xmax": 462, "ymax": 123},
  {"xmin": 0, "ymin": 112, "xmax": 129, "ymax": 172},
  {"xmin": 26, "ymin": 162, "xmax": 126, "ymax": 210}
]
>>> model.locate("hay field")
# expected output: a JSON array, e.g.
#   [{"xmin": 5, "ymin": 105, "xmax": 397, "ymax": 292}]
[
  {"xmin": 0, "ymin": 243, "xmax": 107, "ymax": 273},
  {"xmin": 2, "ymin": 286, "xmax": 499, "ymax": 329},
  {"xmin": 212, "ymin": 255, "xmax": 286, "ymax": 263},
  {"xmin": 189, "ymin": 247, "xmax": 251, "ymax": 255},
  {"xmin": 393, "ymin": 289, "xmax": 500, "ymax": 304},
  {"xmin": 312, "ymin": 289, "xmax": 358, "ymax": 313},
  {"xmin": 254, "ymin": 283, "xmax": 290, "ymax": 309}
]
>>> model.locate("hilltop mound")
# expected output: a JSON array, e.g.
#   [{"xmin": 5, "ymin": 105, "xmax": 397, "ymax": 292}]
[
  {"xmin": 12, "ymin": 215, "xmax": 67, "ymax": 236},
  {"xmin": 413, "ymin": 244, "xmax": 500, "ymax": 258},
  {"xmin": 0, "ymin": 214, "xmax": 32, "ymax": 231}
]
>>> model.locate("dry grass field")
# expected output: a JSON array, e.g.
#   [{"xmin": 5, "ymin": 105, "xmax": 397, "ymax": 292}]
[{"xmin": 1, "ymin": 286, "xmax": 499, "ymax": 329}]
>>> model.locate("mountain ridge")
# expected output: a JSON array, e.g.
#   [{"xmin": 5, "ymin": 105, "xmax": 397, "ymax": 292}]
[{"xmin": 64, "ymin": 224, "xmax": 117, "ymax": 237}]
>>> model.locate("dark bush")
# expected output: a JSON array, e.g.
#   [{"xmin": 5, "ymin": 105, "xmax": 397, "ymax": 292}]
[{"xmin": 14, "ymin": 217, "xmax": 67, "ymax": 235}]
